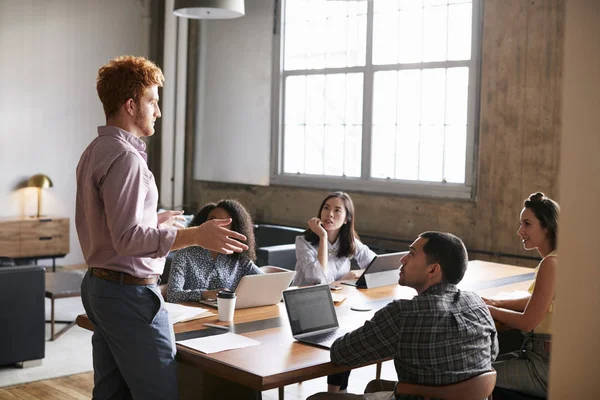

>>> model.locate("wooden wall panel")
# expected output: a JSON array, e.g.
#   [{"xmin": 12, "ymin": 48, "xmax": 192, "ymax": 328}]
[{"xmin": 189, "ymin": 0, "xmax": 564, "ymax": 267}]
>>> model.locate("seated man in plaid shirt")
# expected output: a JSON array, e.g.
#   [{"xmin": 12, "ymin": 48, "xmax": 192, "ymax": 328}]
[{"xmin": 309, "ymin": 231, "xmax": 498, "ymax": 400}]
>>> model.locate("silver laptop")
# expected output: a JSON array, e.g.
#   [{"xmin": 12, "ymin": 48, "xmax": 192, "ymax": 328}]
[
  {"xmin": 282, "ymin": 285, "xmax": 349, "ymax": 349},
  {"xmin": 341, "ymin": 251, "xmax": 407, "ymax": 288},
  {"xmin": 199, "ymin": 266, "xmax": 295, "ymax": 309}
]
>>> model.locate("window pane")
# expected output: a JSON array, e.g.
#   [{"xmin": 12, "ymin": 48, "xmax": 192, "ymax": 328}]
[
  {"xmin": 374, "ymin": 0, "xmax": 399, "ymax": 13},
  {"xmin": 305, "ymin": 75, "xmax": 325, "ymax": 124},
  {"xmin": 305, "ymin": 125, "xmax": 325, "ymax": 175},
  {"xmin": 345, "ymin": 73, "xmax": 364, "ymax": 125},
  {"xmin": 418, "ymin": 125, "xmax": 444, "ymax": 181},
  {"xmin": 325, "ymin": 74, "xmax": 346, "ymax": 126},
  {"xmin": 373, "ymin": 10, "xmax": 399, "ymax": 65},
  {"xmin": 447, "ymin": 3, "xmax": 472, "ymax": 60},
  {"xmin": 422, "ymin": 5, "xmax": 448, "ymax": 61},
  {"xmin": 325, "ymin": 16, "xmax": 348, "ymax": 68},
  {"xmin": 398, "ymin": 8, "xmax": 423, "ymax": 63},
  {"xmin": 371, "ymin": 124, "xmax": 396, "ymax": 178},
  {"xmin": 284, "ymin": 1, "xmax": 366, "ymax": 70},
  {"xmin": 347, "ymin": 13, "xmax": 367, "ymax": 67},
  {"xmin": 284, "ymin": 22, "xmax": 306, "ymax": 70},
  {"xmin": 283, "ymin": 125, "xmax": 305, "ymax": 174},
  {"xmin": 305, "ymin": 17, "xmax": 327, "ymax": 69},
  {"xmin": 395, "ymin": 125, "xmax": 420, "ymax": 180},
  {"xmin": 323, "ymin": 125, "xmax": 345, "ymax": 176},
  {"xmin": 285, "ymin": 76, "xmax": 306, "ymax": 125},
  {"xmin": 285, "ymin": 0, "xmax": 307, "ymax": 25},
  {"xmin": 373, "ymin": 71, "xmax": 398, "ymax": 125},
  {"xmin": 445, "ymin": 67, "xmax": 469, "ymax": 126},
  {"xmin": 421, "ymin": 68, "xmax": 446, "ymax": 125},
  {"xmin": 444, "ymin": 125, "xmax": 467, "ymax": 183},
  {"xmin": 398, "ymin": 0, "xmax": 423, "ymax": 9},
  {"xmin": 344, "ymin": 125, "xmax": 362, "ymax": 177},
  {"xmin": 397, "ymin": 69, "xmax": 422, "ymax": 125},
  {"xmin": 423, "ymin": 0, "xmax": 448, "ymax": 6}
]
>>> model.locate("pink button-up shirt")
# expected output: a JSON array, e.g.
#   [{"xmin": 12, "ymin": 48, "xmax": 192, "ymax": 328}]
[{"xmin": 75, "ymin": 126, "xmax": 177, "ymax": 278}]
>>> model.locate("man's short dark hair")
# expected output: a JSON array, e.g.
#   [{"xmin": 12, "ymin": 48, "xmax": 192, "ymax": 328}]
[{"xmin": 419, "ymin": 231, "xmax": 468, "ymax": 284}]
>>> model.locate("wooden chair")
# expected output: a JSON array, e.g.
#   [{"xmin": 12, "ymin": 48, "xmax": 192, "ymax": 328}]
[{"xmin": 393, "ymin": 370, "xmax": 496, "ymax": 400}]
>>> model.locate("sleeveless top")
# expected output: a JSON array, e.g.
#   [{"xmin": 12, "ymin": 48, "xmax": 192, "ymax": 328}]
[{"xmin": 526, "ymin": 250, "xmax": 558, "ymax": 335}]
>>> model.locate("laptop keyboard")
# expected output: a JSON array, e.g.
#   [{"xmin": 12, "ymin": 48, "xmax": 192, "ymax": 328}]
[{"xmin": 304, "ymin": 329, "xmax": 345, "ymax": 344}]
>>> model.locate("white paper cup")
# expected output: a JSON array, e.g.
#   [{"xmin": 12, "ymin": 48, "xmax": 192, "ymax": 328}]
[{"xmin": 216, "ymin": 291, "xmax": 236, "ymax": 322}]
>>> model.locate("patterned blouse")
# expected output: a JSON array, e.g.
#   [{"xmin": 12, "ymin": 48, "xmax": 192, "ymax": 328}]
[
  {"xmin": 166, "ymin": 246, "xmax": 263, "ymax": 303},
  {"xmin": 291, "ymin": 235, "xmax": 376, "ymax": 286}
]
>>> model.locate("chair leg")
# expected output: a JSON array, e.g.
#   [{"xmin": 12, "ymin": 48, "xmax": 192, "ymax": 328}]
[
  {"xmin": 278, "ymin": 386, "xmax": 284, "ymax": 400},
  {"xmin": 376, "ymin": 362, "xmax": 382, "ymax": 380}
]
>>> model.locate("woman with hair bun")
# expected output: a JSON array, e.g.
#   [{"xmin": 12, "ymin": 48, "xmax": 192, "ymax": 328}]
[{"xmin": 483, "ymin": 192, "xmax": 559, "ymax": 397}]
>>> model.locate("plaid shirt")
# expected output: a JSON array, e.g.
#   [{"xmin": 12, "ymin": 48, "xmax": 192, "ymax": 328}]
[{"xmin": 331, "ymin": 282, "xmax": 498, "ymax": 399}]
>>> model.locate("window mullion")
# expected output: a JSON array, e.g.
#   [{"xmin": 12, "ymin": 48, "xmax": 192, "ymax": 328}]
[{"xmin": 360, "ymin": 0, "xmax": 375, "ymax": 181}]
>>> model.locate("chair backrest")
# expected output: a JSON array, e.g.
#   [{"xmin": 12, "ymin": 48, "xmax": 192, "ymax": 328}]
[{"xmin": 394, "ymin": 370, "xmax": 496, "ymax": 400}]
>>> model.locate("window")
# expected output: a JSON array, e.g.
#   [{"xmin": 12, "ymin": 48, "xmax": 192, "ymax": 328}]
[{"xmin": 271, "ymin": 0, "xmax": 482, "ymax": 199}]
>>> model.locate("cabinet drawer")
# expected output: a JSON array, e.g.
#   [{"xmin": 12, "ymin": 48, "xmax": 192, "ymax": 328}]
[
  {"xmin": 19, "ymin": 219, "xmax": 70, "ymax": 257},
  {"xmin": 0, "ymin": 220, "xmax": 21, "ymax": 258}
]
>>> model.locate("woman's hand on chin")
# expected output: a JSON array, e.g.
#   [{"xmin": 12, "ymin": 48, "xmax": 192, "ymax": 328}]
[{"xmin": 308, "ymin": 217, "xmax": 327, "ymax": 239}]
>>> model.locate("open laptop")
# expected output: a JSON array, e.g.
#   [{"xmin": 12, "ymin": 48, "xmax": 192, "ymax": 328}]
[
  {"xmin": 282, "ymin": 285, "xmax": 349, "ymax": 349},
  {"xmin": 199, "ymin": 267, "xmax": 295, "ymax": 309},
  {"xmin": 340, "ymin": 251, "xmax": 407, "ymax": 288}
]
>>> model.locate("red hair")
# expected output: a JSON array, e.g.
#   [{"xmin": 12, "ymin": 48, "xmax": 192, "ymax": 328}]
[{"xmin": 96, "ymin": 55, "xmax": 165, "ymax": 118}]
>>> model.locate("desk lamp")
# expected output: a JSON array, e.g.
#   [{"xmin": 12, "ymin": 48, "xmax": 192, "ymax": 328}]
[{"xmin": 27, "ymin": 174, "xmax": 53, "ymax": 218}]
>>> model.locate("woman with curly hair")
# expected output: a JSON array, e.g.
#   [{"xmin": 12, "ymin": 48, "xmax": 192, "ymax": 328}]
[
  {"xmin": 484, "ymin": 192, "xmax": 559, "ymax": 398},
  {"xmin": 167, "ymin": 199, "xmax": 263, "ymax": 302}
]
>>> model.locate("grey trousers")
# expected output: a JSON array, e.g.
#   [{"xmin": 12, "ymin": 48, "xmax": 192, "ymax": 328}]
[
  {"xmin": 81, "ymin": 270, "xmax": 178, "ymax": 400},
  {"xmin": 493, "ymin": 335, "xmax": 550, "ymax": 397}
]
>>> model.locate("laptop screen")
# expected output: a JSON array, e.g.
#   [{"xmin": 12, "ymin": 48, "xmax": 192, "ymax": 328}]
[
  {"xmin": 364, "ymin": 251, "xmax": 406, "ymax": 275},
  {"xmin": 283, "ymin": 285, "xmax": 338, "ymax": 335}
]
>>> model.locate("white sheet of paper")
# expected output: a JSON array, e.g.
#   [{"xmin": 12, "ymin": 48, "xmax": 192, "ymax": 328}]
[
  {"xmin": 163, "ymin": 302, "xmax": 212, "ymax": 324},
  {"xmin": 177, "ymin": 332, "xmax": 260, "ymax": 354},
  {"xmin": 331, "ymin": 293, "xmax": 347, "ymax": 304}
]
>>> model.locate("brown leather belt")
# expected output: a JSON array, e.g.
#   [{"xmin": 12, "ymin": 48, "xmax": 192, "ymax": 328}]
[
  {"xmin": 90, "ymin": 268, "xmax": 159, "ymax": 285},
  {"xmin": 544, "ymin": 341, "xmax": 552, "ymax": 353}
]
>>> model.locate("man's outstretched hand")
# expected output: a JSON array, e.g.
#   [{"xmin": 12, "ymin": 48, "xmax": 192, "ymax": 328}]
[{"xmin": 194, "ymin": 218, "xmax": 248, "ymax": 254}]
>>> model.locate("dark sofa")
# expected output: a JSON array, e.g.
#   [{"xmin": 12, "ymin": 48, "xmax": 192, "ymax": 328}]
[{"xmin": 0, "ymin": 261, "xmax": 45, "ymax": 367}]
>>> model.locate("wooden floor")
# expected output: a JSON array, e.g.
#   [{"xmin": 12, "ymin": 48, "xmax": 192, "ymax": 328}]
[
  {"xmin": 0, "ymin": 362, "xmax": 396, "ymax": 400},
  {"xmin": 0, "ymin": 372, "xmax": 93, "ymax": 400}
]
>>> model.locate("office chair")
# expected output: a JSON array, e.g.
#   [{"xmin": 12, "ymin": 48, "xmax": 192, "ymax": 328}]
[{"xmin": 392, "ymin": 370, "xmax": 496, "ymax": 400}]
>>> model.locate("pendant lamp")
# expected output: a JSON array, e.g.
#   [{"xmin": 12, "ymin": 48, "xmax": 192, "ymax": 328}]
[{"xmin": 173, "ymin": 0, "xmax": 244, "ymax": 19}]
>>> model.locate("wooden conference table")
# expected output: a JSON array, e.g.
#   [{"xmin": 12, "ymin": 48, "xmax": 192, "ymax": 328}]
[{"xmin": 76, "ymin": 260, "xmax": 535, "ymax": 399}]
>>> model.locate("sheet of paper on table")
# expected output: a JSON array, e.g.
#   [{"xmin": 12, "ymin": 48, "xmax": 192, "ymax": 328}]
[
  {"xmin": 177, "ymin": 332, "xmax": 261, "ymax": 354},
  {"xmin": 164, "ymin": 302, "xmax": 215, "ymax": 324},
  {"xmin": 331, "ymin": 293, "xmax": 347, "ymax": 304}
]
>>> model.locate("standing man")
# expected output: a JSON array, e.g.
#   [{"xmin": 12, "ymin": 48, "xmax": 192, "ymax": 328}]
[
  {"xmin": 309, "ymin": 232, "xmax": 498, "ymax": 399},
  {"xmin": 76, "ymin": 55, "xmax": 248, "ymax": 400}
]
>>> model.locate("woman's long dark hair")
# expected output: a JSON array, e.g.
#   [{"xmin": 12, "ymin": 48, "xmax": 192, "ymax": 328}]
[
  {"xmin": 524, "ymin": 192, "xmax": 560, "ymax": 251},
  {"xmin": 303, "ymin": 192, "xmax": 358, "ymax": 258},
  {"xmin": 190, "ymin": 199, "xmax": 256, "ymax": 261}
]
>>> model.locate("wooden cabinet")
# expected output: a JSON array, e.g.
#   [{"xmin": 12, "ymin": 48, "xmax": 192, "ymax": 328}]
[{"xmin": 0, "ymin": 217, "xmax": 69, "ymax": 259}]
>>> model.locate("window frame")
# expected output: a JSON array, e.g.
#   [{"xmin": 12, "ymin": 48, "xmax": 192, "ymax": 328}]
[{"xmin": 270, "ymin": 0, "xmax": 483, "ymax": 200}]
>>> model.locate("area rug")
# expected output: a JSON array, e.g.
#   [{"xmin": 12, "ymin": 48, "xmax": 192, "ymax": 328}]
[{"xmin": 0, "ymin": 296, "xmax": 93, "ymax": 387}]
